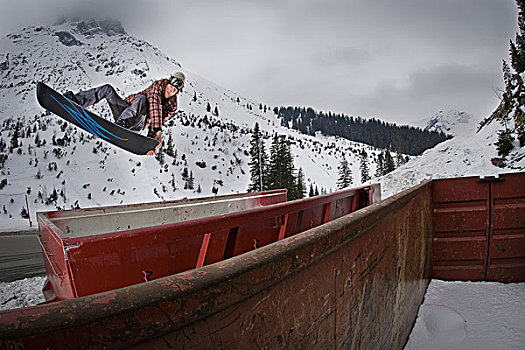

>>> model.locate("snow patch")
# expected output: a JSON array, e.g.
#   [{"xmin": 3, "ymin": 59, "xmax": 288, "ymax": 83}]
[
  {"xmin": 405, "ymin": 280, "xmax": 525, "ymax": 350},
  {"xmin": 0, "ymin": 276, "xmax": 46, "ymax": 310}
]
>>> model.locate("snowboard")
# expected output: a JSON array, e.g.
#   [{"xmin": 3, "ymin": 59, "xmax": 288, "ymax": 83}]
[{"xmin": 36, "ymin": 82, "xmax": 160, "ymax": 155}]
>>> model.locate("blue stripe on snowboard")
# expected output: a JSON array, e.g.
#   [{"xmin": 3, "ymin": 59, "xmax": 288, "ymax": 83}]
[{"xmin": 51, "ymin": 95, "xmax": 128, "ymax": 141}]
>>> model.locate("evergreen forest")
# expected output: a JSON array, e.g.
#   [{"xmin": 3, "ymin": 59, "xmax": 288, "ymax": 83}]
[{"xmin": 275, "ymin": 106, "xmax": 451, "ymax": 155}]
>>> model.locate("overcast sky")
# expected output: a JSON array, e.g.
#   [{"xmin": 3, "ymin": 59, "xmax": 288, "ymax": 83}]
[{"xmin": 0, "ymin": 0, "xmax": 519, "ymax": 124}]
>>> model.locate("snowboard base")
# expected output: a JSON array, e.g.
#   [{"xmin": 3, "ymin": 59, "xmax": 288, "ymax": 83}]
[{"xmin": 36, "ymin": 82, "xmax": 159, "ymax": 155}]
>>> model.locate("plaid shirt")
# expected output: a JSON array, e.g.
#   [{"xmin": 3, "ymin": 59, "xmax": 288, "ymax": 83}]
[{"xmin": 125, "ymin": 79, "xmax": 178, "ymax": 133}]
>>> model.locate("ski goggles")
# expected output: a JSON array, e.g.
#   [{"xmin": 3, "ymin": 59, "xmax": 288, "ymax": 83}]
[{"xmin": 169, "ymin": 77, "xmax": 184, "ymax": 92}]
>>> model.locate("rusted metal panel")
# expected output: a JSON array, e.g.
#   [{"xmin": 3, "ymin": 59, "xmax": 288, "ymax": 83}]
[
  {"xmin": 431, "ymin": 176, "xmax": 490, "ymax": 281},
  {"xmin": 0, "ymin": 181, "xmax": 432, "ymax": 349},
  {"xmin": 37, "ymin": 190, "xmax": 289, "ymax": 301},
  {"xmin": 487, "ymin": 172, "xmax": 525, "ymax": 282},
  {"xmin": 431, "ymin": 172, "xmax": 525, "ymax": 282},
  {"xmin": 334, "ymin": 184, "xmax": 432, "ymax": 350},
  {"xmin": 36, "ymin": 186, "xmax": 378, "ymax": 302}
]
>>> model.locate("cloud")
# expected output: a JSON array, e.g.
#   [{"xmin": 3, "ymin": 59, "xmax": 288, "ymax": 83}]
[
  {"xmin": 314, "ymin": 46, "xmax": 370, "ymax": 67},
  {"xmin": 408, "ymin": 65, "xmax": 498, "ymax": 97},
  {"xmin": 361, "ymin": 64, "xmax": 502, "ymax": 121}
]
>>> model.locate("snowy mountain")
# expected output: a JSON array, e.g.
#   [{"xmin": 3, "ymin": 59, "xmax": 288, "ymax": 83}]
[
  {"xmin": 418, "ymin": 109, "xmax": 475, "ymax": 136},
  {"xmin": 0, "ymin": 18, "xmax": 387, "ymax": 232}
]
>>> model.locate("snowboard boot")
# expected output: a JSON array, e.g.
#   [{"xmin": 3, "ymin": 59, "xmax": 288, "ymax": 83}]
[
  {"xmin": 63, "ymin": 91, "xmax": 80, "ymax": 105},
  {"xmin": 115, "ymin": 118, "xmax": 130, "ymax": 129}
]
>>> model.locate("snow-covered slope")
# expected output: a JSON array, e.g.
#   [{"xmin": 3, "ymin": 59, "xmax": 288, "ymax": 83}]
[
  {"xmin": 377, "ymin": 109, "xmax": 525, "ymax": 198},
  {"xmin": 0, "ymin": 18, "xmax": 385, "ymax": 232}
]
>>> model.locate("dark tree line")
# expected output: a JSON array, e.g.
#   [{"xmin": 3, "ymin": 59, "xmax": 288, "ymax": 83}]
[{"xmin": 274, "ymin": 106, "xmax": 451, "ymax": 155}]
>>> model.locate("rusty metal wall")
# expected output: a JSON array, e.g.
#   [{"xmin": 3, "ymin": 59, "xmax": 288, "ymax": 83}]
[
  {"xmin": 38, "ymin": 186, "xmax": 377, "ymax": 301},
  {"xmin": 487, "ymin": 172, "xmax": 525, "ymax": 282},
  {"xmin": 131, "ymin": 182, "xmax": 433, "ymax": 349},
  {"xmin": 432, "ymin": 172, "xmax": 525, "ymax": 282},
  {"xmin": 432, "ymin": 176, "xmax": 490, "ymax": 281},
  {"xmin": 37, "ymin": 189, "xmax": 289, "ymax": 301},
  {"xmin": 0, "ymin": 182, "xmax": 433, "ymax": 349}
]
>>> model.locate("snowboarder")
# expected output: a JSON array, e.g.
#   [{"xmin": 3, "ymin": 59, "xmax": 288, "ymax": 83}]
[{"xmin": 64, "ymin": 72, "xmax": 185, "ymax": 155}]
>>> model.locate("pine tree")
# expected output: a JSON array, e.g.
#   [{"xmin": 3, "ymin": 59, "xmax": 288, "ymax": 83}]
[
  {"xmin": 170, "ymin": 173, "xmax": 176, "ymax": 191},
  {"xmin": 337, "ymin": 158, "xmax": 353, "ymax": 189},
  {"xmin": 384, "ymin": 149, "xmax": 395, "ymax": 174},
  {"xmin": 396, "ymin": 150, "xmax": 406, "ymax": 167},
  {"xmin": 375, "ymin": 153, "xmax": 384, "ymax": 177},
  {"xmin": 309, "ymin": 184, "xmax": 315, "ymax": 197},
  {"xmin": 247, "ymin": 123, "xmax": 268, "ymax": 192},
  {"xmin": 268, "ymin": 134, "xmax": 297, "ymax": 200},
  {"xmin": 34, "ymin": 133, "xmax": 40, "ymax": 147},
  {"xmin": 511, "ymin": 0, "xmax": 525, "ymax": 74},
  {"xmin": 165, "ymin": 132, "xmax": 175, "ymax": 157},
  {"xmin": 10, "ymin": 121, "xmax": 21, "ymax": 152},
  {"xmin": 280, "ymin": 137, "xmax": 296, "ymax": 199},
  {"xmin": 495, "ymin": 129, "xmax": 515, "ymax": 157},
  {"xmin": 187, "ymin": 171, "xmax": 195, "ymax": 190},
  {"xmin": 295, "ymin": 168, "xmax": 306, "ymax": 199},
  {"xmin": 155, "ymin": 140, "xmax": 165, "ymax": 165},
  {"xmin": 359, "ymin": 150, "xmax": 370, "ymax": 183},
  {"xmin": 267, "ymin": 134, "xmax": 282, "ymax": 190}
]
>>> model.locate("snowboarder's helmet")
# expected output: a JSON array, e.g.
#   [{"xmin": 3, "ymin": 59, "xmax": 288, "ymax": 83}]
[{"xmin": 169, "ymin": 72, "xmax": 186, "ymax": 92}]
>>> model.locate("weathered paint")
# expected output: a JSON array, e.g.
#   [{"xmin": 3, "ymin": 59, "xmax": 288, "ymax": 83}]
[
  {"xmin": 487, "ymin": 173, "xmax": 525, "ymax": 281},
  {"xmin": 0, "ymin": 181, "xmax": 431, "ymax": 349},
  {"xmin": 431, "ymin": 172, "xmax": 525, "ymax": 282},
  {"xmin": 432, "ymin": 175, "xmax": 490, "ymax": 281},
  {"xmin": 37, "ymin": 186, "xmax": 377, "ymax": 301},
  {"xmin": 37, "ymin": 189, "xmax": 289, "ymax": 301}
]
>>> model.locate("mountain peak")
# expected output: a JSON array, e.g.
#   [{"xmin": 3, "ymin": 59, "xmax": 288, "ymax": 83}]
[
  {"xmin": 54, "ymin": 17, "xmax": 127, "ymax": 37},
  {"xmin": 420, "ymin": 110, "xmax": 476, "ymax": 137}
]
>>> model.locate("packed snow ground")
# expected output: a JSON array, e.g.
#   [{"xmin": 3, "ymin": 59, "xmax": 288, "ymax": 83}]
[
  {"xmin": 405, "ymin": 280, "xmax": 525, "ymax": 350},
  {"xmin": 0, "ymin": 276, "xmax": 45, "ymax": 310}
]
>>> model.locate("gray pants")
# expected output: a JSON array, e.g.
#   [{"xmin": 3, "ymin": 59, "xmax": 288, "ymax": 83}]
[{"xmin": 74, "ymin": 84, "xmax": 148, "ymax": 130}]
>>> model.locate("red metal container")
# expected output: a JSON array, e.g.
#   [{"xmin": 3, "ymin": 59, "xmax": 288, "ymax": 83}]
[
  {"xmin": 37, "ymin": 185, "xmax": 379, "ymax": 301},
  {"xmin": 37, "ymin": 190, "xmax": 288, "ymax": 301}
]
